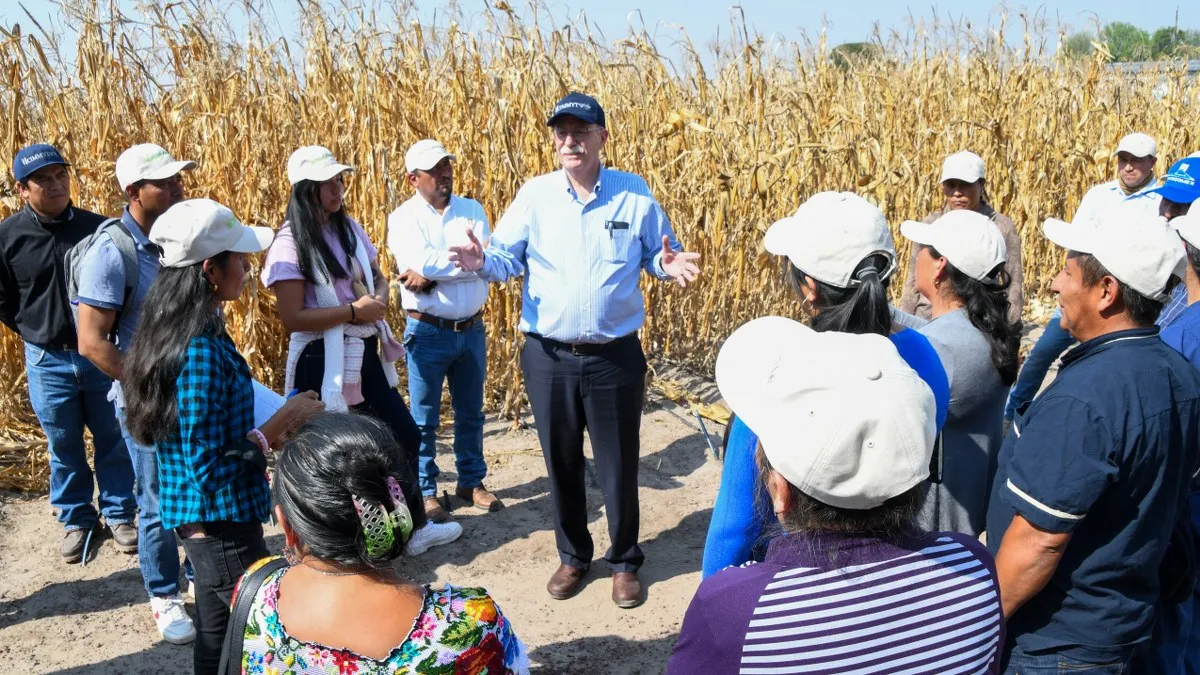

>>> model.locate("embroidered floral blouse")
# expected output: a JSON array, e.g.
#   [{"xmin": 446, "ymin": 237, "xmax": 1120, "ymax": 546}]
[{"xmin": 239, "ymin": 566, "xmax": 531, "ymax": 675}]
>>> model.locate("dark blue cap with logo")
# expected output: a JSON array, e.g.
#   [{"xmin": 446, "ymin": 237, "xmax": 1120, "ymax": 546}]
[
  {"xmin": 13, "ymin": 143, "xmax": 70, "ymax": 182},
  {"xmin": 1148, "ymin": 157, "xmax": 1200, "ymax": 205},
  {"xmin": 546, "ymin": 92, "xmax": 606, "ymax": 128}
]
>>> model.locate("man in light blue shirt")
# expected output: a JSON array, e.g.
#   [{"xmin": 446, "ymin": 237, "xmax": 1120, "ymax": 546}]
[
  {"xmin": 76, "ymin": 143, "xmax": 197, "ymax": 645},
  {"xmin": 450, "ymin": 92, "xmax": 700, "ymax": 609}
]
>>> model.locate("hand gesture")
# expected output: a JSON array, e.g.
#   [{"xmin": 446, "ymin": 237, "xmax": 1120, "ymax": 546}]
[
  {"xmin": 661, "ymin": 235, "xmax": 701, "ymax": 288},
  {"xmin": 399, "ymin": 268, "xmax": 433, "ymax": 293},
  {"xmin": 448, "ymin": 228, "xmax": 486, "ymax": 272},
  {"xmin": 351, "ymin": 294, "xmax": 387, "ymax": 323},
  {"xmin": 260, "ymin": 391, "xmax": 324, "ymax": 448}
]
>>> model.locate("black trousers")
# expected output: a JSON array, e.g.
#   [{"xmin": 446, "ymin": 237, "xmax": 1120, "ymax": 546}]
[
  {"xmin": 520, "ymin": 334, "xmax": 646, "ymax": 572},
  {"xmin": 295, "ymin": 338, "xmax": 428, "ymax": 531},
  {"xmin": 178, "ymin": 520, "xmax": 269, "ymax": 675}
]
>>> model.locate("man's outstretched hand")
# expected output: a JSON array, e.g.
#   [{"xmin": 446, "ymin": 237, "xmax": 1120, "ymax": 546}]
[
  {"xmin": 661, "ymin": 235, "xmax": 701, "ymax": 288},
  {"xmin": 448, "ymin": 228, "xmax": 486, "ymax": 272}
]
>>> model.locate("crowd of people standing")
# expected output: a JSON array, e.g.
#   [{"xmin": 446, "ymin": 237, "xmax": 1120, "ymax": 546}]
[{"xmin": 2, "ymin": 88, "xmax": 1199, "ymax": 673}]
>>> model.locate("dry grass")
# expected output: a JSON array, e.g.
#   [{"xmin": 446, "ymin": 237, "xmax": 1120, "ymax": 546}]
[{"xmin": 1, "ymin": 1, "xmax": 1197, "ymax": 489}]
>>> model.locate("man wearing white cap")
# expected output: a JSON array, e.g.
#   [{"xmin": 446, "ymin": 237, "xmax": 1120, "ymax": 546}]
[
  {"xmin": 668, "ymin": 317, "xmax": 1003, "ymax": 673},
  {"xmin": 986, "ymin": 206, "xmax": 1200, "ymax": 671},
  {"xmin": 75, "ymin": 143, "xmax": 197, "ymax": 644},
  {"xmin": 900, "ymin": 150, "xmax": 1023, "ymax": 327},
  {"xmin": 386, "ymin": 140, "xmax": 500, "ymax": 521}
]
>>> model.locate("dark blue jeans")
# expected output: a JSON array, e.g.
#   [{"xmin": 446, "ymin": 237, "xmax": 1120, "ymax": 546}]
[
  {"xmin": 115, "ymin": 403, "xmax": 182, "ymax": 598},
  {"xmin": 403, "ymin": 317, "xmax": 488, "ymax": 497},
  {"xmin": 24, "ymin": 343, "xmax": 134, "ymax": 530},
  {"xmin": 1003, "ymin": 647, "xmax": 1135, "ymax": 674},
  {"xmin": 1006, "ymin": 309, "xmax": 1076, "ymax": 421}
]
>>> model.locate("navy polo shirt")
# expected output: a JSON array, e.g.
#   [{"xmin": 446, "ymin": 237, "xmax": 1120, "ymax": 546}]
[{"xmin": 986, "ymin": 327, "xmax": 1200, "ymax": 662}]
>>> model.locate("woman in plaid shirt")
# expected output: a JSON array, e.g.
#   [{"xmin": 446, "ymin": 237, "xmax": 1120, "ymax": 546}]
[{"xmin": 123, "ymin": 199, "xmax": 323, "ymax": 674}]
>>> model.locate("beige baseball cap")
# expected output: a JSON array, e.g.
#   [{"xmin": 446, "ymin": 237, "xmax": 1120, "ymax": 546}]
[
  {"xmin": 405, "ymin": 139, "xmax": 456, "ymax": 173},
  {"xmin": 716, "ymin": 316, "xmax": 936, "ymax": 510},
  {"xmin": 287, "ymin": 146, "xmax": 354, "ymax": 185},
  {"xmin": 940, "ymin": 151, "xmax": 986, "ymax": 184},
  {"xmin": 1114, "ymin": 132, "xmax": 1157, "ymax": 159},
  {"xmin": 764, "ymin": 192, "xmax": 897, "ymax": 289},
  {"xmin": 1173, "ymin": 214, "xmax": 1200, "ymax": 250},
  {"xmin": 151, "ymin": 199, "xmax": 274, "ymax": 268},
  {"xmin": 115, "ymin": 144, "xmax": 196, "ymax": 191},
  {"xmin": 1043, "ymin": 204, "xmax": 1182, "ymax": 301},
  {"xmin": 900, "ymin": 210, "xmax": 1007, "ymax": 282}
]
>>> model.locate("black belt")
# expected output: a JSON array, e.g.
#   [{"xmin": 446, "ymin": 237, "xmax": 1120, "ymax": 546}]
[
  {"xmin": 526, "ymin": 332, "xmax": 637, "ymax": 356},
  {"xmin": 407, "ymin": 310, "xmax": 482, "ymax": 332}
]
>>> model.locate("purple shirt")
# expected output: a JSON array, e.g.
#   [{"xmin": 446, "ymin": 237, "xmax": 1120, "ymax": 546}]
[
  {"xmin": 262, "ymin": 217, "xmax": 377, "ymax": 308},
  {"xmin": 668, "ymin": 530, "xmax": 1003, "ymax": 674}
]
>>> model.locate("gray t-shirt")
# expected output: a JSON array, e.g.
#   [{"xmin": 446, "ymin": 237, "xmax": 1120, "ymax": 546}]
[{"xmin": 893, "ymin": 307, "xmax": 1007, "ymax": 535}]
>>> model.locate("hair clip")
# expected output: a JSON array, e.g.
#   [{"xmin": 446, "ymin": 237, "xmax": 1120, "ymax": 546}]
[
  {"xmin": 352, "ymin": 494, "xmax": 395, "ymax": 558},
  {"xmin": 386, "ymin": 476, "xmax": 414, "ymax": 545}
]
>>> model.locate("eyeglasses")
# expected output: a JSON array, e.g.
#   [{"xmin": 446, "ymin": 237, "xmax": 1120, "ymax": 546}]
[{"xmin": 552, "ymin": 126, "xmax": 599, "ymax": 142}]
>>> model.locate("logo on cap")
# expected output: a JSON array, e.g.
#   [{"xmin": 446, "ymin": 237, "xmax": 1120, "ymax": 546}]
[{"xmin": 20, "ymin": 152, "xmax": 55, "ymax": 166}]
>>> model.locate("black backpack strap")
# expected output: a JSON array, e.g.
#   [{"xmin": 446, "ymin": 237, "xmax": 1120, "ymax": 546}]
[{"xmin": 218, "ymin": 556, "xmax": 288, "ymax": 675}]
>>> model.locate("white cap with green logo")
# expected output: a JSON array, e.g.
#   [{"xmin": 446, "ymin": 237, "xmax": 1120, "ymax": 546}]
[{"xmin": 151, "ymin": 198, "xmax": 274, "ymax": 268}]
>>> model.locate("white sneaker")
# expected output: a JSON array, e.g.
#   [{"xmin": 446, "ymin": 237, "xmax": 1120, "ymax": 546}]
[
  {"xmin": 150, "ymin": 595, "xmax": 197, "ymax": 645},
  {"xmin": 406, "ymin": 521, "xmax": 463, "ymax": 557}
]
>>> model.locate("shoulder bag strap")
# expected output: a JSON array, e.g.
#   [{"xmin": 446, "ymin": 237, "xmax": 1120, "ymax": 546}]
[{"xmin": 218, "ymin": 556, "xmax": 289, "ymax": 675}]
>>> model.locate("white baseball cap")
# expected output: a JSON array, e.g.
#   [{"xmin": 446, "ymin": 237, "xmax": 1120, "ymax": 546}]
[
  {"xmin": 764, "ymin": 191, "xmax": 897, "ymax": 289},
  {"xmin": 716, "ymin": 316, "xmax": 936, "ymax": 510},
  {"xmin": 1114, "ymin": 132, "xmax": 1157, "ymax": 159},
  {"xmin": 405, "ymin": 139, "xmax": 457, "ymax": 173},
  {"xmin": 1174, "ymin": 214, "xmax": 1200, "ymax": 250},
  {"xmin": 287, "ymin": 146, "xmax": 354, "ymax": 185},
  {"xmin": 1043, "ymin": 205, "xmax": 1183, "ymax": 301},
  {"xmin": 900, "ymin": 210, "xmax": 1007, "ymax": 282},
  {"xmin": 115, "ymin": 144, "xmax": 196, "ymax": 191},
  {"xmin": 940, "ymin": 151, "xmax": 986, "ymax": 184},
  {"xmin": 151, "ymin": 199, "xmax": 275, "ymax": 268}
]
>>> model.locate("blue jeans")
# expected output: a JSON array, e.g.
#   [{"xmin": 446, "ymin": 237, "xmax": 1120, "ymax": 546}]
[
  {"xmin": 1006, "ymin": 309, "xmax": 1076, "ymax": 421},
  {"xmin": 1003, "ymin": 647, "xmax": 1135, "ymax": 674},
  {"xmin": 24, "ymin": 343, "xmax": 134, "ymax": 530},
  {"xmin": 115, "ymin": 403, "xmax": 182, "ymax": 598},
  {"xmin": 404, "ymin": 317, "xmax": 487, "ymax": 497}
]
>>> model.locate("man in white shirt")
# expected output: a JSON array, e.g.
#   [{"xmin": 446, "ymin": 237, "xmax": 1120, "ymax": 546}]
[
  {"xmin": 1073, "ymin": 132, "xmax": 1162, "ymax": 226},
  {"xmin": 387, "ymin": 139, "xmax": 500, "ymax": 523}
]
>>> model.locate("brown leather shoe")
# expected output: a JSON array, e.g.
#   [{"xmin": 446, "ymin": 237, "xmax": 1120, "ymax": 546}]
[
  {"xmin": 455, "ymin": 485, "xmax": 505, "ymax": 512},
  {"xmin": 546, "ymin": 564, "xmax": 588, "ymax": 600},
  {"xmin": 612, "ymin": 572, "xmax": 644, "ymax": 609},
  {"xmin": 423, "ymin": 496, "xmax": 451, "ymax": 524}
]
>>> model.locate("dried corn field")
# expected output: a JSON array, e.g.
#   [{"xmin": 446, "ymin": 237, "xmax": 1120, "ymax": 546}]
[{"xmin": 1, "ymin": 2, "xmax": 1198, "ymax": 489}]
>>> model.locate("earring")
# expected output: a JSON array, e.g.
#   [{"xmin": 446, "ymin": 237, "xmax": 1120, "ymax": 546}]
[
  {"xmin": 283, "ymin": 545, "xmax": 301, "ymax": 566},
  {"xmin": 800, "ymin": 297, "xmax": 813, "ymax": 312}
]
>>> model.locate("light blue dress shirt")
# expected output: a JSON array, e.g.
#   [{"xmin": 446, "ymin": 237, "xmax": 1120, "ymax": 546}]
[{"xmin": 479, "ymin": 167, "xmax": 682, "ymax": 343}]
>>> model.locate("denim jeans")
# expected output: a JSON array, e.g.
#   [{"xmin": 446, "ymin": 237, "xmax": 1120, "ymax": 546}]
[
  {"xmin": 178, "ymin": 520, "xmax": 268, "ymax": 675},
  {"xmin": 115, "ymin": 403, "xmax": 182, "ymax": 598},
  {"xmin": 24, "ymin": 343, "xmax": 134, "ymax": 530},
  {"xmin": 1003, "ymin": 646, "xmax": 1135, "ymax": 674},
  {"xmin": 1005, "ymin": 309, "xmax": 1076, "ymax": 421},
  {"xmin": 404, "ymin": 317, "xmax": 488, "ymax": 497}
]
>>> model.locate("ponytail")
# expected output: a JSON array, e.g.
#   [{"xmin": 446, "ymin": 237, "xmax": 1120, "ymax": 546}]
[{"xmin": 789, "ymin": 254, "xmax": 893, "ymax": 336}]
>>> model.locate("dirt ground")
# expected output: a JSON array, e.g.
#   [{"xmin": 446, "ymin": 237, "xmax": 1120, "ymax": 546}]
[{"xmin": 0, "ymin": 396, "xmax": 721, "ymax": 675}]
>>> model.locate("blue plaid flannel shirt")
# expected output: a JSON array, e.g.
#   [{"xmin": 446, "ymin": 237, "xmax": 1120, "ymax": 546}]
[
  {"xmin": 157, "ymin": 330, "xmax": 270, "ymax": 530},
  {"xmin": 1159, "ymin": 283, "xmax": 1189, "ymax": 329}
]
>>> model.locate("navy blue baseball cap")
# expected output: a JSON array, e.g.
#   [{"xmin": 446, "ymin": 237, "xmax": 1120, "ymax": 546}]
[
  {"xmin": 13, "ymin": 143, "xmax": 70, "ymax": 182},
  {"xmin": 1149, "ymin": 157, "xmax": 1200, "ymax": 205},
  {"xmin": 546, "ymin": 92, "xmax": 606, "ymax": 128}
]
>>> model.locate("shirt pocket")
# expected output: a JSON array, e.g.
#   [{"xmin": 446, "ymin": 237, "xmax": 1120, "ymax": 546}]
[{"xmin": 602, "ymin": 226, "xmax": 637, "ymax": 264}]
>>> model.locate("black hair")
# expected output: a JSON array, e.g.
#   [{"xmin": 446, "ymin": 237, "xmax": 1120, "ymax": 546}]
[
  {"xmin": 1184, "ymin": 239, "xmax": 1200, "ymax": 279},
  {"xmin": 789, "ymin": 253, "xmax": 893, "ymax": 336},
  {"xmin": 755, "ymin": 444, "xmax": 921, "ymax": 541},
  {"xmin": 124, "ymin": 252, "xmax": 232, "ymax": 445},
  {"xmin": 924, "ymin": 245, "xmax": 1020, "ymax": 385},
  {"xmin": 1074, "ymin": 251, "xmax": 1164, "ymax": 327},
  {"xmin": 286, "ymin": 178, "xmax": 357, "ymax": 286},
  {"xmin": 273, "ymin": 413, "xmax": 410, "ymax": 570}
]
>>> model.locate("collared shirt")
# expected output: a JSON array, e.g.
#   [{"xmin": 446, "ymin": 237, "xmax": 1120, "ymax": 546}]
[
  {"xmin": 1162, "ymin": 300, "xmax": 1200, "ymax": 365},
  {"xmin": 387, "ymin": 193, "xmax": 491, "ymax": 320},
  {"xmin": 1072, "ymin": 178, "xmax": 1162, "ymax": 226},
  {"xmin": 0, "ymin": 203, "xmax": 108, "ymax": 347},
  {"xmin": 670, "ymin": 530, "xmax": 1003, "ymax": 674},
  {"xmin": 479, "ymin": 168, "xmax": 680, "ymax": 343},
  {"xmin": 1157, "ymin": 283, "xmax": 1189, "ymax": 328},
  {"xmin": 986, "ymin": 328, "xmax": 1200, "ymax": 662},
  {"xmin": 76, "ymin": 207, "xmax": 163, "ymax": 351},
  {"xmin": 157, "ymin": 330, "xmax": 270, "ymax": 530}
]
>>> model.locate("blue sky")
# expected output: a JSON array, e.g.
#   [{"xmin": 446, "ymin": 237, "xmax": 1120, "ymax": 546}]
[{"xmin": 0, "ymin": 1, "xmax": 1195, "ymax": 64}]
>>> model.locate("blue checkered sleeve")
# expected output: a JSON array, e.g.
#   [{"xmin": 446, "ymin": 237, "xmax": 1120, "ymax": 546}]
[
  {"xmin": 177, "ymin": 337, "xmax": 245, "ymax": 495},
  {"xmin": 1158, "ymin": 284, "xmax": 1189, "ymax": 329}
]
